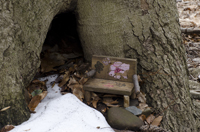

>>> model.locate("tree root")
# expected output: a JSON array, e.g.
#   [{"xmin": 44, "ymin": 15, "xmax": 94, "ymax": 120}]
[{"xmin": 140, "ymin": 125, "xmax": 171, "ymax": 132}]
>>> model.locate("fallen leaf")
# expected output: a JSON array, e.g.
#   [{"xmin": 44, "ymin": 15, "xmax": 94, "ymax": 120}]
[
  {"xmin": 146, "ymin": 114, "xmax": 156, "ymax": 124},
  {"xmin": 51, "ymin": 82, "xmax": 56, "ymax": 88},
  {"xmin": 24, "ymin": 129, "xmax": 31, "ymax": 131},
  {"xmin": 92, "ymin": 100, "xmax": 99, "ymax": 108},
  {"xmin": 69, "ymin": 64, "xmax": 78, "ymax": 73},
  {"xmin": 27, "ymin": 80, "xmax": 47, "ymax": 94},
  {"xmin": 138, "ymin": 102, "xmax": 148, "ymax": 111},
  {"xmin": 28, "ymin": 91, "xmax": 47, "ymax": 111},
  {"xmin": 72, "ymin": 87, "xmax": 84, "ymax": 101},
  {"xmin": 61, "ymin": 92, "xmax": 70, "ymax": 95},
  {"xmin": 139, "ymin": 114, "xmax": 146, "ymax": 121},
  {"xmin": 68, "ymin": 84, "xmax": 83, "ymax": 90},
  {"xmin": 151, "ymin": 116, "xmax": 163, "ymax": 126},
  {"xmin": 74, "ymin": 72, "xmax": 82, "ymax": 78},
  {"xmin": 79, "ymin": 77, "xmax": 88, "ymax": 85},
  {"xmin": 0, "ymin": 125, "xmax": 15, "ymax": 132},
  {"xmin": 31, "ymin": 89, "xmax": 42, "ymax": 97},
  {"xmin": 0, "ymin": 106, "xmax": 11, "ymax": 112},
  {"xmin": 76, "ymin": 63, "xmax": 90, "ymax": 74},
  {"xmin": 137, "ymin": 92, "xmax": 146, "ymax": 103},
  {"xmin": 58, "ymin": 71, "xmax": 70, "ymax": 87},
  {"xmin": 102, "ymin": 97, "xmax": 118, "ymax": 105},
  {"xmin": 55, "ymin": 75, "xmax": 64, "ymax": 83},
  {"xmin": 91, "ymin": 93, "xmax": 100, "ymax": 108},
  {"xmin": 106, "ymin": 104, "xmax": 120, "ymax": 107},
  {"xmin": 97, "ymin": 102, "xmax": 107, "ymax": 113},
  {"xmin": 68, "ymin": 77, "xmax": 78, "ymax": 86}
]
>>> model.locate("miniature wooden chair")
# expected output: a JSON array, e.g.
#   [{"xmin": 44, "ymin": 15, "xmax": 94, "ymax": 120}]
[{"xmin": 83, "ymin": 55, "xmax": 137, "ymax": 107}]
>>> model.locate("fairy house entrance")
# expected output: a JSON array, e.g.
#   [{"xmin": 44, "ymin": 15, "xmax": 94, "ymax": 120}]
[{"xmin": 39, "ymin": 11, "xmax": 83, "ymax": 74}]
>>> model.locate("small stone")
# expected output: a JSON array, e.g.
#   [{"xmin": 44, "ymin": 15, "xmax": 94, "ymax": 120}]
[
  {"xmin": 141, "ymin": 107, "xmax": 152, "ymax": 118},
  {"xmin": 107, "ymin": 107, "xmax": 144, "ymax": 131},
  {"xmin": 125, "ymin": 106, "xmax": 142, "ymax": 115}
]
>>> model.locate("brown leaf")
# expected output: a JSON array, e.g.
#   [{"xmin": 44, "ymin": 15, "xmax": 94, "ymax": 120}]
[
  {"xmin": 68, "ymin": 77, "xmax": 78, "ymax": 86},
  {"xmin": 91, "ymin": 93, "xmax": 100, "ymax": 101},
  {"xmin": 92, "ymin": 100, "xmax": 99, "ymax": 108},
  {"xmin": 55, "ymin": 74, "xmax": 64, "ymax": 83},
  {"xmin": 91, "ymin": 92, "xmax": 100, "ymax": 108},
  {"xmin": 79, "ymin": 77, "xmax": 88, "ymax": 85},
  {"xmin": 0, "ymin": 125, "xmax": 15, "ymax": 132},
  {"xmin": 151, "ymin": 116, "xmax": 163, "ymax": 126},
  {"xmin": 27, "ymin": 80, "xmax": 47, "ymax": 94},
  {"xmin": 102, "ymin": 97, "xmax": 118, "ymax": 105},
  {"xmin": 138, "ymin": 102, "xmax": 148, "ymax": 111},
  {"xmin": 146, "ymin": 114, "xmax": 156, "ymax": 124},
  {"xmin": 139, "ymin": 114, "xmax": 146, "ymax": 121},
  {"xmin": 91, "ymin": 93, "xmax": 100, "ymax": 108},
  {"xmin": 69, "ymin": 64, "xmax": 78, "ymax": 73},
  {"xmin": 137, "ymin": 92, "xmax": 146, "ymax": 103},
  {"xmin": 68, "ymin": 84, "xmax": 83, "ymax": 90},
  {"xmin": 51, "ymin": 82, "xmax": 56, "ymax": 88},
  {"xmin": 72, "ymin": 87, "xmax": 84, "ymax": 101},
  {"xmin": 58, "ymin": 71, "xmax": 70, "ymax": 87},
  {"xmin": 28, "ymin": 91, "xmax": 47, "ymax": 112},
  {"xmin": 73, "ymin": 72, "xmax": 82, "ymax": 78},
  {"xmin": 106, "ymin": 104, "xmax": 120, "ymax": 107}
]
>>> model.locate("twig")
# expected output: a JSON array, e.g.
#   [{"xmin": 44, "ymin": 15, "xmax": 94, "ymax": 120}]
[
  {"xmin": 181, "ymin": 28, "xmax": 200, "ymax": 34},
  {"xmin": 132, "ymin": 74, "xmax": 140, "ymax": 94}
]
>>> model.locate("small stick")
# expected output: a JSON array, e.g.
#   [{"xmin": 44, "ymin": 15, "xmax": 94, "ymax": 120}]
[
  {"xmin": 181, "ymin": 27, "xmax": 200, "ymax": 34},
  {"xmin": 133, "ymin": 74, "xmax": 140, "ymax": 94}
]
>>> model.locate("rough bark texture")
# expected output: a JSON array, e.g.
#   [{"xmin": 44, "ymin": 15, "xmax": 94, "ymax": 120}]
[
  {"xmin": 0, "ymin": 0, "xmax": 77, "ymax": 128},
  {"xmin": 76, "ymin": 0, "xmax": 198, "ymax": 131},
  {"xmin": 0, "ymin": 0, "xmax": 198, "ymax": 131}
]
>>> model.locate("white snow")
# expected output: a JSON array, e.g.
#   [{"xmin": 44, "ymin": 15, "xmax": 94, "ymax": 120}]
[{"xmin": 10, "ymin": 75, "xmax": 114, "ymax": 132}]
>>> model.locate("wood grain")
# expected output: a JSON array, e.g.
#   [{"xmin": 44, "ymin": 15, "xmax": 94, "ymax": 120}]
[
  {"xmin": 92, "ymin": 55, "xmax": 137, "ymax": 82},
  {"xmin": 83, "ymin": 78, "xmax": 134, "ymax": 96}
]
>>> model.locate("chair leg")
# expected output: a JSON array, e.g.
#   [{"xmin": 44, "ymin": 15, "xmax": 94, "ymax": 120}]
[
  {"xmin": 85, "ymin": 91, "xmax": 91, "ymax": 103},
  {"xmin": 124, "ymin": 95, "xmax": 129, "ymax": 108}
]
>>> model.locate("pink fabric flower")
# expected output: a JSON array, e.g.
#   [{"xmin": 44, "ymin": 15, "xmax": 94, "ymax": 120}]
[{"xmin": 108, "ymin": 61, "xmax": 130, "ymax": 79}]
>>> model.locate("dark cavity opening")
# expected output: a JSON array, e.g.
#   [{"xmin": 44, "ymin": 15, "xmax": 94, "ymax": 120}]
[
  {"xmin": 43, "ymin": 11, "xmax": 82, "ymax": 52},
  {"xmin": 38, "ymin": 11, "xmax": 84, "ymax": 76}
]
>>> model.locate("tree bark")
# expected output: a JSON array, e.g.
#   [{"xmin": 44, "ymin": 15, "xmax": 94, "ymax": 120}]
[
  {"xmin": 76, "ymin": 0, "xmax": 198, "ymax": 131},
  {"xmin": 0, "ymin": 0, "xmax": 77, "ymax": 128},
  {"xmin": 0, "ymin": 0, "xmax": 199, "ymax": 131}
]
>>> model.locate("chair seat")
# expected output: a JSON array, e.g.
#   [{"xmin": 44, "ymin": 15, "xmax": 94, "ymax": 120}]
[{"xmin": 83, "ymin": 78, "xmax": 134, "ymax": 96}]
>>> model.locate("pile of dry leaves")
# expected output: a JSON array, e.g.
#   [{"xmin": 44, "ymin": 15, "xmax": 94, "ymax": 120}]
[{"xmin": 24, "ymin": 50, "xmax": 164, "ymax": 132}]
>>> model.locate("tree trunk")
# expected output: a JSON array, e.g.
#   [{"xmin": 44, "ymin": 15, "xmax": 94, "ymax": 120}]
[
  {"xmin": 76, "ymin": 0, "xmax": 198, "ymax": 131},
  {"xmin": 0, "ymin": 0, "xmax": 198, "ymax": 131},
  {"xmin": 0, "ymin": 0, "xmax": 77, "ymax": 128}
]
